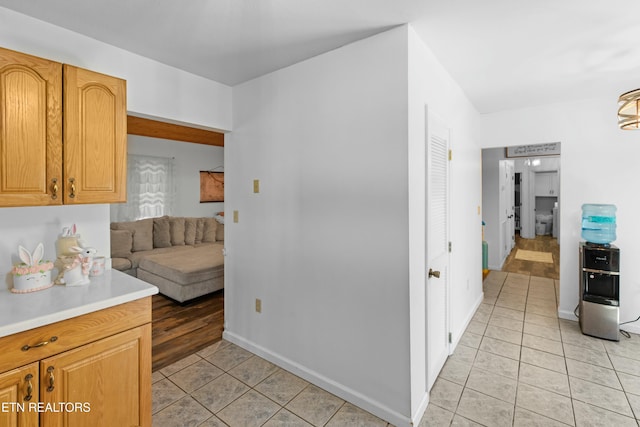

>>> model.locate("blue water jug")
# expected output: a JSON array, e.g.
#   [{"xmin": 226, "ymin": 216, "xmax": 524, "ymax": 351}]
[{"xmin": 581, "ymin": 204, "xmax": 616, "ymax": 244}]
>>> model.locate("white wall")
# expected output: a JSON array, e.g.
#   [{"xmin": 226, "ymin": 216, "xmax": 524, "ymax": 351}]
[
  {"xmin": 407, "ymin": 27, "xmax": 483, "ymax": 422},
  {"xmin": 0, "ymin": 7, "xmax": 231, "ymax": 287},
  {"xmin": 226, "ymin": 25, "xmax": 483, "ymax": 426},
  {"xmin": 227, "ymin": 27, "xmax": 411, "ymax": 425},
  {"xmin": 0, "ymin": 6, "xmax": 232, "ymax": 131},
  {"xmin": 122, "ymin": 136, "xmax": 224, "ymax": 218},
  {"xmin": 481, "ymin": 97, "xmax": 640, "ymax": 335}
]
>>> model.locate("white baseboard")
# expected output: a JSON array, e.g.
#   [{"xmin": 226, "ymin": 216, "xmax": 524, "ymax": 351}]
[
  {"xmin": 450, "ymin": 292, "xmax": 484, "ymax": 352},
  {"xmin": 411, "ymin": 392, "xmax": 430, "ymax": 426},
  {"xmin": 558, "ymin": 309, "xmax": 578, "ymax": 321},
  {"xmin": 222, "ymin": 331, "xmax": 412, "ymax": 427},
  {"xmin": 621, "ymin": 323, "xmax": 640, "ymax": 335}
]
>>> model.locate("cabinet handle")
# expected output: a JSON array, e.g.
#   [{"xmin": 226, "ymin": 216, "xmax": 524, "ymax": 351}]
[
  {"xmin": 21, "ymin": 335, "xmax": 58, "ymax": 352},
  {"xmin": 51, "ymin": 178, "xmax": 58, "ymax": 200},
  {"xmin": 24, "ymin": 373, "xmax": 33, "ymax": 401},
  {"xmin": 69, "ymin": 178, "xmax": 76, "ymax": 198},
  {"xmin": 47, "ymin": 366, "xmax": 55, "ymax": 392}
]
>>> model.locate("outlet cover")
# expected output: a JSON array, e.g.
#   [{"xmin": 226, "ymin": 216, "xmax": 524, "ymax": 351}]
[
  {"xmin": 253, "ymin": 179, "xmax": 260, "ymax": 193},
  {"xmin": 233, "ymin": 210, "xmax": 239, "ymax": 223},
  {"xmin": 255, "ymin": 298, "xmax": 262, "ymax": 313}
]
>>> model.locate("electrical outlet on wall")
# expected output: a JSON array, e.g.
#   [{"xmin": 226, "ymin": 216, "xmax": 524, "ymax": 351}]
[{"xmin": 255, "ymin": 298, "xmax": 262, "ymax": 313}]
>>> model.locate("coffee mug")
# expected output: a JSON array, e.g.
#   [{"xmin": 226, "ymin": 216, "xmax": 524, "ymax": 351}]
[{"xmin": 90, "ymin": 256, "xmax": 105, "ymax": 276}]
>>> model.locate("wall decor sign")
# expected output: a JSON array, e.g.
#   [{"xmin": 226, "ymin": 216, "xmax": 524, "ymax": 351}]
[
  {"xmin": 200, "ymin": 171, "xmax": 224, "ymax": 202},
  {"xmin": 505, "ymin": 142, "xmax": 561, "ymax": 158}
]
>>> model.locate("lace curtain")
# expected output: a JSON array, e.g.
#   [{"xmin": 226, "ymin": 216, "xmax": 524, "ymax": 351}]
[{"xmin": 110, "ymin": 154, "xmax": 176, "ymax": 222}]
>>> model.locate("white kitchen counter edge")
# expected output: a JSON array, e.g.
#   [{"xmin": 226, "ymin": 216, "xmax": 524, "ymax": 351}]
[{"xmin": 0, "ymin": 269, "xmax": 158, "ymax": 338}]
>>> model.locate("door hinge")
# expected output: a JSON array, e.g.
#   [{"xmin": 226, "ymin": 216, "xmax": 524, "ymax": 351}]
[
  {"xmin": 448, "ymin": 241, "xmax": 452, "ymax": 252},
  {"xmin": 448, "ymin": 149, "xmax": 452, "ymax": 161},
  {"xmin": 448, "ymin": 332, "xmax": 452, "ymax": 343}
]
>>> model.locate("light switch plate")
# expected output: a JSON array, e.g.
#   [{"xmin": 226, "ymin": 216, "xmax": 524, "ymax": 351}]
[
  {"xmin": 233, "ymin": 210, "xmax": 239, "ymax": 223},
  {"xmin": 253, "ymin": 179, "xmax": 260, "ymax": 193},
  {"xmin": 255, "ymin": 298, "xmax": 262, "ymax": 313}
]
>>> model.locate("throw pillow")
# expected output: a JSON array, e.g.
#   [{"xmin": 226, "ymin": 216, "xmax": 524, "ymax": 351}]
[
  {"xmin": 111, "ymin": 229, "xmax": 133, "ymax": 258},
  {"xmin": 184, "ymin": 218, "xmax": 197, "ymax": 245},
  {"xmin": 194, "ymin": 218, "xmax": 205, "ymax": 244},
  {"xmin": 202, "ymin": 217, "xmax": 217, "ymax": 242},
  {"xmin": 170, "ymin": 217, "xmax": 186, "ymax": 245},
  {"xmin": 111, "ymin": 218, "xmax": 153, "ymax": 252},
  {"xmin": 216, "ymin": 222, "xmax": 224, "ymax": 241},
  {"xmin": 153, "ymin": 216, "xmax": 171, "ymax": 248}
]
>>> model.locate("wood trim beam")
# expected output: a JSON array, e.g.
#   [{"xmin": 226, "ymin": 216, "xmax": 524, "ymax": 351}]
[{"xmin": 127, "ymin": 115, "xmax": 224, "ymax": 147}]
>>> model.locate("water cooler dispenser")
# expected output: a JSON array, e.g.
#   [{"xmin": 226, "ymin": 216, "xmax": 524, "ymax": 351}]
[
  {"xmin": 579, "ymin": 242, "xmax": 620, "ymax": 340},
  {"xmin": 579, "ymin": 204, "xmax": 619, "ymax": 341}
]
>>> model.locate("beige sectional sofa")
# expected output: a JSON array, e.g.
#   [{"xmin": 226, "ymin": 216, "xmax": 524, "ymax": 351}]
[{"xmin": 110, "ymin": 216, "xmax": 224, "ymax": 302}]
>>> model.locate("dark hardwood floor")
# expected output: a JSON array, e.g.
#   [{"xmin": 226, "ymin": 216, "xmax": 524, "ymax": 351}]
[
  {"xmin": 152, "ymin": 290, "xmax": 224, "ymax": 372},
  {"xmin": 501, "ymin": 233, "xmax": 560, "ymax": 279}
]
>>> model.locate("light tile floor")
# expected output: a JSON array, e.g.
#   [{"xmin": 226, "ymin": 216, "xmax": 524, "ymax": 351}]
[
  {"xmin": 153, "ymin": 271, "xmax": 640, "ymax": 426},
  {"xmin": 423, "ymin": 271, "xmax": 640, "ymax": 427},
  {"xmin": 152, "ymin": 340, "xmax": 393, "ymax": 426}
]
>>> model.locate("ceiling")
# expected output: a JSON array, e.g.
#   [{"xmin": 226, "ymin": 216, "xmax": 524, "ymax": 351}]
[{"xmin": 1, "ymin": 0, "xmax": 640, "ymax": 114}]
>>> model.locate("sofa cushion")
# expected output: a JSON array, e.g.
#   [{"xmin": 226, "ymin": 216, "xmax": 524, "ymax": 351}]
[
  {"xmin": 110, "ymin": 229, "xmax": 133, "ymax": 258},
  {"xmin": 138, "ymin": 244, "xmax": 224, "ymax": 285},
  {"xmin": 153, "ymin": 216, "xmax": 172, "ymax": 248},
  {"xmin": 169, "ymin": 217, "xmax": 186, "ymax": 246},
  {"xmin": 111, "ymin": 257, "xmax": 132, "ymax": 271},
  {"xmin": 184, "ymin": 218, "xmax": 198, "ymax": 245},
  {"xmin": 202, "ymin": 218, "xmax": 217, "ymax": 243},
  {"xmin": 127, "ymin": 245, "xmax": 194, "ymax": 269},
  {"xmin": 111, "ymin": 218, "xmax": 153, "ymax": 252}
]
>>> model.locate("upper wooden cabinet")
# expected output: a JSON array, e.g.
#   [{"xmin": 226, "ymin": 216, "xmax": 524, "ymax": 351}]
[
  {"xmin": 63, "ymin": 65, "xmax": 127, "ymax": 204},
  {"xmin": 0, "ymin": 47, "xmax": 62, "ymax": 207},
  {"xmin": 0, "ymin": 47, "xmax": 127, "ymax": 207}
]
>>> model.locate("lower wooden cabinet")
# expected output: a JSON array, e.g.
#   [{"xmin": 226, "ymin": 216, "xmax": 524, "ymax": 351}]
[
  {"xmin": 0, "ymin": 362, "xmax": 39, "ymax": 427},
  {"xmin": 0, "ymin": 298, "xmax": 151, "ymax": 427}
]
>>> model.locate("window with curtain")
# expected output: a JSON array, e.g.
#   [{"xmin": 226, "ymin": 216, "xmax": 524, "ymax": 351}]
[{"xmin": 110, "ymin": 154, "xmax": 176, "ymax": 222}]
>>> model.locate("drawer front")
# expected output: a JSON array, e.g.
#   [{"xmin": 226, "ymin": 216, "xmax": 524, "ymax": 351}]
[{"xmin": 0, "ymin": 297, "xmax": 150, "ymax": 373}]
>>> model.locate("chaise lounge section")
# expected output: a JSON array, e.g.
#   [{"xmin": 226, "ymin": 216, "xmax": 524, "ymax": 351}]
[{"xmin": 110, "ymin": 216, "xmax": 224, "ymax": 302}]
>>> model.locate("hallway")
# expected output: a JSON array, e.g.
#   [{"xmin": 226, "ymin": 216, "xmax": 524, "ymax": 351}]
[{"xmin": 501, "ymin": 234, "xmax": 559, "ymax": 280}]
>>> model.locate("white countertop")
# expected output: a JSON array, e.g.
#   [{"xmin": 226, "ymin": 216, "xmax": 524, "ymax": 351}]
[{"xmin": 0, "ymin": 269, "xmax": 158, "ymax": 338}]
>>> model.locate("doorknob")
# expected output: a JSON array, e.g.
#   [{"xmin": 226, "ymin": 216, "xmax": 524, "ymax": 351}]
[{"xmin": 428, "ymin": 268, "xmax": 441, "ymax": 278}]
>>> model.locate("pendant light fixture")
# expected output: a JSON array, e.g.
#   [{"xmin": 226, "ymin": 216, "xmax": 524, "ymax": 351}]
[{"xmin": 618, "ymin": 89, "xmax": 640, "ymax": 129}]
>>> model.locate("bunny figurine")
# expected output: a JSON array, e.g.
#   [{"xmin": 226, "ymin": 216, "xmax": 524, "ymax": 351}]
[
  {"xmin": 56, "ymin": 245, "xmax": 96, "ymax": 286},
  {"xmin": 11, "ymin": 243, "xmax": 55, "ymax": 293}
]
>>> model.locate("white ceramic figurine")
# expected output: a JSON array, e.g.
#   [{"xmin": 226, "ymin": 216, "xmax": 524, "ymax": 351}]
[
  {"xmin": 57, "ymin": 245, "xmax": 97, "ymax": 286},
  {"xmin": 11, "ymin": 243, "xmax": 54, "ymax": 293}
]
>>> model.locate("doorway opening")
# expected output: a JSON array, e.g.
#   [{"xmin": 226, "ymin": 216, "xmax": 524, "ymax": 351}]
[{"xmin": 481, "ymin": 144, "xmax": 560, "ymax": 281}]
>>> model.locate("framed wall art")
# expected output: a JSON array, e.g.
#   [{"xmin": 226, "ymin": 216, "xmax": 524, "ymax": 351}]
[{"xmin": 200, "ymin": 171, "xmax": 224, "ymax": 202}]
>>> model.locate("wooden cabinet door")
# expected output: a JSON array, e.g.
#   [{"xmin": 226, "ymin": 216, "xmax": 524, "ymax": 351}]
[
  {"xmin": 63, "ymin": 65, "xmax": 127, "ymax": 204},
  {"xmin": 40, "ymin": 324, "xmax": 151, "ymax": 427},
  {"xmin": 0, "ymin": 362, "xmax": 39, "ymax": 427},
  {"xmin": 0, "ymin": 47, "xmax": 62, "ymax": 207}
]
